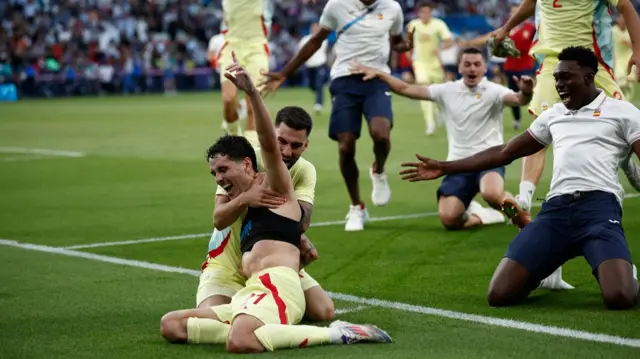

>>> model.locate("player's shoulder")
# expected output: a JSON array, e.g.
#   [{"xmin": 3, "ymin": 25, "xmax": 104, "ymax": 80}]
[
  {"xmin": 291, "ymin": 156, "xmax": 317, "ymax": 175},
  {"xmin": 604, "ymin": 96, "xmax": 640, "ymax": 116}
]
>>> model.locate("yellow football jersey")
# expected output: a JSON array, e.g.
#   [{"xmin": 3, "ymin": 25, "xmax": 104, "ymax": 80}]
[
  {"xmin": 531, "ymin": 0, "xmax": 619, "ymax": 70},
  {"xmin": 407, "ymin": 18, "xmax": 452, "ymax": 70},
  {"xmin": 222, "ymin": 0, "xmax": 268, "ymax": 43},
  {"xmin": 209, "ymin": 147, "xmax": 316, "ymax": 270}
]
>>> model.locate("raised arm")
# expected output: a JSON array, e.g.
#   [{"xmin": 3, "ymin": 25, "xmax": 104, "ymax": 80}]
[
  {"xmin": 501, "ymin": 0, "xmax": 537, "ymax": 35},
  {"xmin": 224, "ymin": 53, "xmax": 295, "ymax": 198},
  {"xmin": 352, "ymin": 63, "xmax": 432, "ymax": 100},
  {"xmin": 502, "ymin": 75, "xmax": 534, "ymax": 106}
]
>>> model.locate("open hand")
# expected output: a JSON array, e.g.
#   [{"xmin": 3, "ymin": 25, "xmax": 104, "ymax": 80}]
[
  {"xmin": 244, "ymin": 173, "xmax": 287, "ymax": 208},
  {"xmin": 399, "ymin": 153, "xmax": 445, "ymax": 182},
  {"xmin": 257, "ymin": 69, "xmax": 285, "ymax": 97},
  {"xmin": 627, "ymin": 49, "xmax": 640, "ymax": 81},
  {"xmin": 350, "ymin": 61, "xmax": 379, "ymax": 80},
  {"xmin": 514, "ymin": 75, "xmax": 534, "ymax": 94},
  {"xmin": 224, "ymin": 51, "xmax": 256, "ymax": 93}
]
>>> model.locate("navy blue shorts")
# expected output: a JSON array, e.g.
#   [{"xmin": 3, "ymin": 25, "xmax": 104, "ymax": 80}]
[
  {"xmin": 505, "ymin": 191, "xmax": 632, "ymax": 282},
  {"xmin": 436, "ymin": 167, "xmax": 506, "ymax": 208},
  {"xmin": 328, "ymin": 75, "xmax": 393, "ymax": 141}
]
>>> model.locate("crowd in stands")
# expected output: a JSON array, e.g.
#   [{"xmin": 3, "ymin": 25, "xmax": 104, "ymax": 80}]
[{"xmin": 2, "ymin": 0, "xmax": 637, "ymax": 98}]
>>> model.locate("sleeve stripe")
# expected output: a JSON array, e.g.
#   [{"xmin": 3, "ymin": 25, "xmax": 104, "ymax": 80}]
[{"xmin": 527, "ymin": 128, "xmax": 549, "ymax": 146}]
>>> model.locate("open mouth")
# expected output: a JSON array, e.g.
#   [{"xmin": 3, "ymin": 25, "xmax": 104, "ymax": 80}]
[
  {"xmin": 223, "ymin": 184, "xmax": 233, "ymax": 193},
  {"xmin": 468, "ymin": 74, "xmax": 477, "ymax": 80},
  {"xmin": 558, "ymin": 91, "xmax": 570, "ymax": 103}
]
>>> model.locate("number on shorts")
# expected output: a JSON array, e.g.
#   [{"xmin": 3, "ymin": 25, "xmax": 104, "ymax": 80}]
[
  {"xmin": 553, "ymin": 0, "xmax": 562, "ymax": 8},
  {"xmin": 253, "ymin": 293, "xmax": 267, "ymax": 305}
]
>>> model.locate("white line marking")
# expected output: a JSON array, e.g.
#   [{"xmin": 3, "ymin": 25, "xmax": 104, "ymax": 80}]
[
  {"xmin": 1, "ymin": 238, "xmax": 639, "ymax": 348},
  {"xmin": 64, "ymin": 233, "xmax": 210, "ymax": 249},
  {"xmin": 1, "ymin": 155, "xmax": 49, "ymax": 162},
  {"xmin": 62, "ymin": 193, "xmax": 640, "ymax": 250},
  {"xmin": 334, "ymin": 305, "xmax": 369, "ymax": 315},
  {"xmin": 0, "ymin": 147, "xmax": 85, "ymax": 157}
]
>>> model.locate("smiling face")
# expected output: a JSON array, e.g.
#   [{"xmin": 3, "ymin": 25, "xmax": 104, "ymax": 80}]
[
  {"xmin": 209, "ymin": 154, "xmax": 255, "ymax": 199},
  {"xmin": 459, "ymin": 52, "xmax": 487, "ymax": 87},
  {"xmin": 276, "ymin": 122, "xmax": 309, "ymax": 168},
  {"xmin": 554, "ymin": 59, "xmax": 594, "ymax": 110}
]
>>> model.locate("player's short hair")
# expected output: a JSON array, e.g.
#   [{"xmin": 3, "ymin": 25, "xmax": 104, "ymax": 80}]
[
  {"xmin": 417, "ymin": 1, "xmax": 435, "ymax": 9},
  {"xmin": 458, "ymin": 47, "xmax": 485, "ymax": 63},
  {"xmin": 205, "ymin": 135, "xmax": 258, "ymax": 172},
  {"xmin": 558, "ymin": 46, "xmax": 599, "ymax": 74},
  {"xmin": 274, "ymin": 106, "xmax": 313, "ymax": 136}
]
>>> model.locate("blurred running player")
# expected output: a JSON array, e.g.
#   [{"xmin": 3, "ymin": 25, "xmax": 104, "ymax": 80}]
[
  {"xmin": 353, "ymin": 48, "xmax": 532, "ymax": 230},
  {"xmin": 161, "ymin": 54, "xmax": 392, "ymax": 352},
  {"xmin": 217, "ymin": 0, "xmax": 271, "ymax": 135},
  {"xmin": 208, "ymin": 31, "xmax": 248, "ymax": 128},
  {"xmin": 260, "ymin": 0, "xmax": 413, "ymax": 231},
  {"xmin": 400, "ymin": 47, "xmax": 639, "ymax": 310},
  {"xmin": 297, "ymin": 22, "xmax": 330, "ymax": 114},
  {"xmin": 407, "ymin": 1, "xmax": 453, "ymax": 135}
]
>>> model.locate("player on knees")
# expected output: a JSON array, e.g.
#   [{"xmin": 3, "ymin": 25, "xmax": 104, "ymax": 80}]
[
  {"xmin": 161, "ymin": 53, "xmax": 392, "ymax": 352},
  {"xmin": 400, "ymin": 46, "xmax": 639, "ymax": 309},
  {"xmin": 491, "ymin": 0, "xmax": 640, "ymax": 228},
  {"xmin": 197, "ymin": 105, "xmax": 335, "ymax": 322},
  {"xmin": 259, "ymin": 0, "xmax": 414, "ymax": 232},
  {"xmin": 353, "ymin": 48, "xmax": 532, "ymax": 230}
]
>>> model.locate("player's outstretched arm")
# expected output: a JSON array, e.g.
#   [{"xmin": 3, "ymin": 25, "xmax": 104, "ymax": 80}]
[
  {"xmin": 492, "ymin": 0, "xmax": 536, "ymax": 43},
  {"xmin": 617, "ymin": 0, "xmax": 640, "ymax": 78},
  {"xmin": 351, "ymin": 63, "xmax": 432, "ymax": 100},
  {"xmin": 224, "ymin": 53, "xmax": 295, "ymax": 198},
  {"xmin": 259, "ymin": 27, "xmax": 332, "ymax": 95},
  {"xmin": 400, "ymin": 131, "xmax": 545, "ymax": 182}
]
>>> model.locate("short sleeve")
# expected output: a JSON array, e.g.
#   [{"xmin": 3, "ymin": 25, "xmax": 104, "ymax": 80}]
[
  {"xmin": 494, "ymin": 84, "xmax": 516, "ymax": 106},
  {"xmin": 390, "ymin": 3, "xmax": 404, "ymax": 36},
  {"xmin": 319, "ymin": 0, "xmax": 338, "ymax": 30},
  {"xmin": 438, "ymin": 20, "xmax": 453, "ymax": 41},
  {"xmin": 622, "ymin": 106, "xmax": 640, "ymax": 145},
  {"xmin": 427, "ymin": 83, "xmax": 447, "ymax": 102},
  {"xmin": 292, "ymin": 160, "xmax": 317, "ymax": 204},
  {"xmin": 527, "ymin": 111, "xmax": 553, "ymax": 146}
]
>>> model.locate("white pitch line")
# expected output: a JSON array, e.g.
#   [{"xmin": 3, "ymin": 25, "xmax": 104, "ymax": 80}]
[
  {"xmin": 1, "ymin": 238, "xmax": 639, "ymax": 348},
  {"xmin": 0, "ymin": 147, "xmax": 85, "ymax": 157},
  {"xmin": 61, "ymin": 192, "xmax": 640, "ymax": 250},
  {"xmin": 334, "ymin": 305, "xmax": 369, "ymax": 315}
]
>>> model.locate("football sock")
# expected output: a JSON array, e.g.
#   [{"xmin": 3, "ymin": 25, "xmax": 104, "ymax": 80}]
[
  {"xmin": 254, "ymin": 324, "xmax": 341, "ymax": 352},
  {"xmin": 420, "ymin": 100, "xmax": 436, "ymax": 132},
  {"xmin": 519, "ymin": 181, "xmax": 536, "ymax": 209},
  {"xmin": 186, "ymin": 317, "xmax": 230, "ymax": 344}
]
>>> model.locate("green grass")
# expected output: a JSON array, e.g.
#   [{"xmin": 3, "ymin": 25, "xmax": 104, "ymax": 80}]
[{"xmin": 0, "ymin": 89, "xmax": 639, "ymax": 358}]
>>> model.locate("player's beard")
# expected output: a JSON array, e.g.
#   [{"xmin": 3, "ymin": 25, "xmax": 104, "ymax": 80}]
[{"xmin": 284, "ymin": 156, "xmax": 299, "ymax": 169}]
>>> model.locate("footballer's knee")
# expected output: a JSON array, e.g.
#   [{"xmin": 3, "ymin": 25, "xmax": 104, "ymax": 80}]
[
  {"xmin": 368, "ymin": 117, "xmax": 391, "ymax": 143},
  {"xmin": 337, "ymin": 135, "xmax": 357, "ymax": 159},
  {"xmin": 439, "ymin": 211, "xmax": 464, "ymax": 230},
  {"xmin": 160, "ymin": 311, "xmax": 188, "ymax": 343},
  {"xmin": 601, "ymin": 288, "xmax": 637, "ymax": 310},
  {"xmin": 481, "ymin": 190, "xmax": 504, "ymax": 209},
  {"xmin": 305, "ymin": 288, "xmax": 336, "ymax": 322},
  {"xmin": 226, "ymin": 315, "xmax": 265, "ymax": 353},
  {"xmin": 487, "ymin": 258, "xmax": 531, "ymax": 307}
]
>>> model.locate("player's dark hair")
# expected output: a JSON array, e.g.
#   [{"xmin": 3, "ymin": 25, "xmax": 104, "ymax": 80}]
[
  {"xmin": 205, "ymin": 135, "xmax": 258, "ymax": 172},
  {"xmin": 558, "ymin": 46, "xmax": 599, "ymax": 74},
  {"xmin": 458, "ymin": 47, "xmax": 485, "ymax": 63},
  {"xmin": 417, "ymin": 1, "xmax": 435, "ymax": 9},
  {"xmin": 274, "ymin": 106, "xmax": 313, "ymax": 136}
]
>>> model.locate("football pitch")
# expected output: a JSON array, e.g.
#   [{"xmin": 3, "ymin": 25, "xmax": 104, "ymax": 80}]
[{"xmin": 1, "ymin": 89, "xmax": 639, "ymax": 358}]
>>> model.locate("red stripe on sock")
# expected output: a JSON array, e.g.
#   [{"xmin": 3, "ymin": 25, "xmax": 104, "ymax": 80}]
[{"xmin": 259, "ymin": 273, "xmax": 288, "ymax": 324}]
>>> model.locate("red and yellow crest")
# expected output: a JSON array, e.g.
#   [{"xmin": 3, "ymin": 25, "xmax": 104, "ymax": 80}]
[{"xmin": 377, "ymin": 13, "xmax": 383, "ymax": 20}]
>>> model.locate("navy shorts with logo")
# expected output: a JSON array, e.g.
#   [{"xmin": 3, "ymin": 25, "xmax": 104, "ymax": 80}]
[
  {"xmin": 328, "ymin": 75, "xmax": 393, "ymax": 141},
  {"xmin": 436, "ymin": 167, "xmax": 506, "ymax": 208},
  {"xmin": 505, "ymin": 190, "xmax": 632, "ymax": 282}
]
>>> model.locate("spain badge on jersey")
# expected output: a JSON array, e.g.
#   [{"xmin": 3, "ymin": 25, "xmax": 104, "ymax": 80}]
[
  {"xmin": 593, "ymin": 108, "xmax": 601, "ymax": 117},
  {"xmin": 476, "ymin": 92, "xmax": 482, "ymax": 99},
  {"xmin": 378, "ymin": 13, "xmax": 383, "ymax": 20}
]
